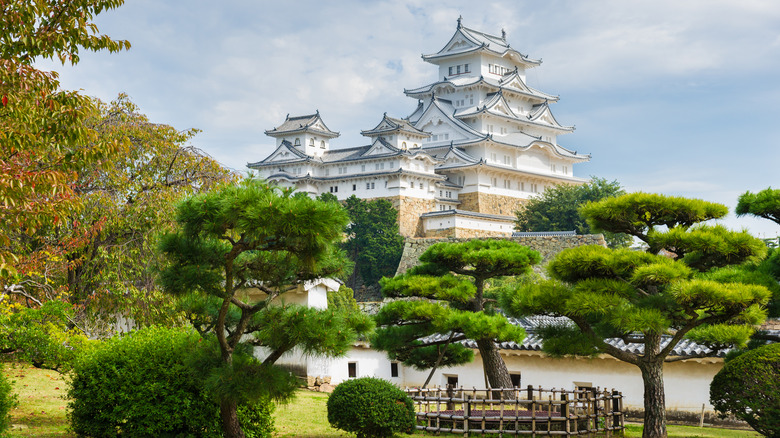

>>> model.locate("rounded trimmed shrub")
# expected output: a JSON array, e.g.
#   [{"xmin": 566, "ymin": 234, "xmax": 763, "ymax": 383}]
[
  {"xmin": 327, "ymin": 377, "xmax": 414, "ymax": 438},
  {"xmin": 67, "ymin": 326, "xmax": 274, "ymax": 437},
  {"xmin": 710, "ymin": 343, "xmax": 780, "ymax": 438},
  {"xmin": 0, "ymin": 364, "xmax": 19, "ymax": 437}
]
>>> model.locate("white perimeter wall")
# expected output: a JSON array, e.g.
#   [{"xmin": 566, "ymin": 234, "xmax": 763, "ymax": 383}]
[
  {"xmin": 395, "ymin": 351, "xmax": 722, "ymax": 413},
  {"xmin": 423, "ymin": 214, "xmax": 514, "ymax": 233}
]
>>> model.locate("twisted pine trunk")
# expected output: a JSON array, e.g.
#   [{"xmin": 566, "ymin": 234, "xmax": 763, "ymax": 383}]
[
  {"xmin": 639, "ymin": 360, "xmax": 667, "ymax": 438},
  {"xmin": 221, "ymin": 399, "xmax": 245, "ymax": 438},
  {"xmin": 476, "ymin": 338, "xmax": 514, "ymax": 399}
]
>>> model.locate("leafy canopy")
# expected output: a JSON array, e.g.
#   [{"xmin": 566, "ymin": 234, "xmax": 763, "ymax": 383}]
[
  {"xmin": 710, "ymin": 343, "xmax": 780, "ymax": 438},
  {"xmin": 515, "ymin": 177, "xmax": 631, "ymax": 247},
  {"xmin": 340, "ymin": 195, "xmax": 404, "ymax": 287},
  {"xmin": 0, "ymin": 0, "xmax": 130, "ymax": 276}
]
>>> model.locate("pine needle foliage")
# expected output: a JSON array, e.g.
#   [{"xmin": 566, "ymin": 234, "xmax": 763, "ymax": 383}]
[
  {"xmin": 158, "ymin": 179, "xmax": 373, "ymax": 438},
  {"xmin": 503, "ymin": 193, "xmax": 772, "ymax": 438},
  {"xmin": 514, "ymin": 177, "xmax": 631, "ymax": 248},
  {"xmin": 373, "ymin": 239, "xmax": 540, "ymax": 388},
  {"xmin": 736, "ymin": 187, "xmax": 780, "ymax": 226}
]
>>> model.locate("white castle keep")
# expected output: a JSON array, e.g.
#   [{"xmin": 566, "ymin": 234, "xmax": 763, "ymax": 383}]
[{"xmin": 249, "ymin": 18, "xmax": 590, "ymax": 238}]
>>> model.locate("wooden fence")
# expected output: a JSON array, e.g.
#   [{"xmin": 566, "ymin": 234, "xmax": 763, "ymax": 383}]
[{"xmin": 404, "ymin": 385, "xmax": 625, "ymax": 437}]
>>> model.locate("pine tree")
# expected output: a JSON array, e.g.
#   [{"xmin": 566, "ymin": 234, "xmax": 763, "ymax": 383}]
[
  {"xmin": 502, "ymin": 193, "xmax": 771, "ymax": 438},
  {"xmin": 158, "ymin": 179, "xmax": 373, "ymax": 438},
  {"xmin": 373, "ymin": 239, "xmax": 540, "ymax": 389}
]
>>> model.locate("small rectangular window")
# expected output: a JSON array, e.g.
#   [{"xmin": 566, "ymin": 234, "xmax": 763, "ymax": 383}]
[
  {"xmin": 348, "ymin": 362, "xmax": 357, "ymax": 378},
  {"xmin": 352, "ymin": 184, "xmax": 356, "ymax": 191},
  {"xmin": 464, "ymin": 64, "xmax": 469, "ymax": 72},
  {"xmin": 371, "ymin": 182, "xmax": 375, "ymax": 189},
  {"xmin": 456, "ymin": 65, "xmax": 461, "ymax": 74},
  {"xmin": 510, "ymin": 373, "xmax": 522, "ymax": 387},
  {"xmin": 448, "ymin": 66, "xmax": 453, "ymax": 75},
  {"xmin": 446, "ymin": 375, "xmax": 458, "ymax": 387},
  {"xmin": 366, "ymin": 183, "xmax": 370, "ymax": 190},
  {"xmin": 390, "ymin": 362, "xmax": 399, "ymax": 378}
]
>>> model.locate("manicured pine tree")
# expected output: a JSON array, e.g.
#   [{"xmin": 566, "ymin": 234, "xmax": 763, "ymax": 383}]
[
  {"xmin": 736, "ymin": 187, "xmax": 780, "ymax": 227},
  {"xmin": 373, "ymin": 239, "xmax": 541, "ymax": 389},
  {"xmin": 501, "ymin": 193, "xmax": 771, "ymax": 438},
  {"xmin": 158, "ymin": 179, "xmax": 373, "ymax": 438}
]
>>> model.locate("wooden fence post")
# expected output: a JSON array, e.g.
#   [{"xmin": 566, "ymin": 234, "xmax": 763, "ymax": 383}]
[{"xmin": 464, "ymin": 394, "xmax": 470, "ymax": 437}]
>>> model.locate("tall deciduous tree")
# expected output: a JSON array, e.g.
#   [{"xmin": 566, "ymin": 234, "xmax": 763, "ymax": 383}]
[
  {"xmin": 0, "ymin": 0, "xmax": 130, "ymax": 278},
  {"xmin": 158, "ymin": 179, "xmax": 373, "ymax": 438},
  {"xmin": 373, "ymin": 239, "xmax": 540, "ymax": 389},
  {"xmin": 342, "ymin": 195, "xmax": 404, "ymax": 288},
  {"xmin": 502, "ymin": 193, "xmax": 771, "ymax": 438},
  {"xmin": 514, "ymin": 177, "xmax": 631, "ymax": 248},
  {"xmin": 2, "ymin": 94, "xmax": 233, "ymax": 342}
]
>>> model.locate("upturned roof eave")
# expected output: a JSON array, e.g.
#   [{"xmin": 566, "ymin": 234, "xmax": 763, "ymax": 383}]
[
  {"xmin": 421, "ymin": 46, "xmax": 541, "ymax": 67},
  {"xmin": 404, "ymin": 77, "xmax": 556, "ymax": 103}
]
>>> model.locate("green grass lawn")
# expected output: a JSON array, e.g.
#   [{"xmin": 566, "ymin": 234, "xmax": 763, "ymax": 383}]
[
  {"xmin": 3, "ymin": 362, "xmax": 73, "ymax": 438},
  {"xmin": 3, "ymin": 362, "xmax": 759, "ymax": 438}
]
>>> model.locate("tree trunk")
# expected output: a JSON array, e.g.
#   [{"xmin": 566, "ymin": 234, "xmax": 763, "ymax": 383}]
[
  {"xmin": 639, "ymin": 360, "xmax": 667, "ymax": 438},
  {"xmin": 220, "ymin": 399, "xmax": 245, "ymax": 438},
  {"xmin": 476, "ymin": 338, "xmax": 513, "ymax": 390}
]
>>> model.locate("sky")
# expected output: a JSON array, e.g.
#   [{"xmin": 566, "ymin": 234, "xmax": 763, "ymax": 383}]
[{"xmin": 39, "ymin": 0, "xmax": 780, "ymax": 238}]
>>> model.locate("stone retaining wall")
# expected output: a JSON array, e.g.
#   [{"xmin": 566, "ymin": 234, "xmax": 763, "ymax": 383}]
[
  {"xmin": 396, "ymin": 234, "xmax": 607, "ymax": 275},
  {"xmin": 377, "ymin": 195, "xmax": 435, "ymax": 237},
  {"xmin": 458, "ymin": 192, "xmax": 528, "ymax": 216}
]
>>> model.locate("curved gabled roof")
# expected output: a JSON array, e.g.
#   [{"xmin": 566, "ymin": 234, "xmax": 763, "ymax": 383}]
[
  {"xmin": 361, "ymin": 113, "xmax": 431, "ymax": 138},
  {"xmin": 486, "ymin": 135, "xmax": 590, "ymax": 161},
  {"xmin": 527, "ymin": 101, "xmax": 574, "ymax": 132},
  {"xmin": 457, "ymin": 89, "xmax": 520, "ymax": 119},
  {"xmin": 404, "ymin": 74, "xmax": 558, "ymax": 103},
  {"xmin": 247, "ymin": 139, "xmax": 312, "ymax": 168},
  {"xmin": 405, "ymin": 101, "xmax": 425, "ymax": 124},
  {"xmin": 422, "ymin": 18, "xmax": 541, "ymax": 68},
  {"xmin": 265, "ymin": 111, "xmax": 340, "ymax": 138},
  {"xmin": 413, "ymin": 97, "xmax": 488, "ymax": 142}
]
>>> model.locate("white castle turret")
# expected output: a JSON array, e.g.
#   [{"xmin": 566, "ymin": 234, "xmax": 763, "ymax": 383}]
[{"xmin": 249, "ymin": 18, "xmax": 590, "ymax": 238}]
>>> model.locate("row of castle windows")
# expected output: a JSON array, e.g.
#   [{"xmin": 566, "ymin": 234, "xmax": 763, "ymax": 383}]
[
  {"xmin": 490, "ymin": 177, "xmax": 540, "ymax": 193},
  {"xmin": 490, "ymin": 153, "xmax": 512, "ymax": 165},
  {"xmin": 551, "ymin": 164, "xmax": 569, "ymax": 174},
  {"xmin": 488, "ymin": 64, "xmax": 510, "ymax": 76},
  {"xmin": 294, "ymin": 138, "xmax": 326, "ymax": 149},
  {"xmin": 486, "ymin": 125, "xmax": 508, "ymax": 135},
  {"xmin": 448, "ymin": 64, "xmax": 470, "ymax": 76},
  {"xmin": 288, "ymin": 158, "xmax": 436, "ymax": 178},
  {"xmin": 426, "ymin": 133, "xmax": 450, "ymax": 142},
  {"xmin": 455, "ymin": 94, "xmax": 474, "ymax": 107}
]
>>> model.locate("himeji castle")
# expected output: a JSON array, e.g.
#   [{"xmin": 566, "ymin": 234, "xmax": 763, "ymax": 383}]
[{"xmin": 248, "ymin": 18, "xmax": 590, "ymax": 238}]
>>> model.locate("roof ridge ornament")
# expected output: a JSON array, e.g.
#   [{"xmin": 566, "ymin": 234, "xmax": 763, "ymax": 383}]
[
  {"xmin": 457, "ymin": 15, "xmax": 462, "ymax": 29},
  {"xmin": 501, "ymin": 28, "xmax": 506, "ymax": 40}
]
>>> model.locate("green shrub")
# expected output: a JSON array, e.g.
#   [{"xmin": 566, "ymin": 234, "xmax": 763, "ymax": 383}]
[
  {"xmin": 327, "ymin": 377, "xmax": 414, "ymax": 438},
  {"xmin": 0, "ymin": 364, "xmax": 19, "ymax": 438},
  {"xmin": 710, "ymin": 343, "xmax": 780, "ymax": 438},
  {"xmin": 67, "ymin": 326, "xmax": 274, "ymax": 437}
]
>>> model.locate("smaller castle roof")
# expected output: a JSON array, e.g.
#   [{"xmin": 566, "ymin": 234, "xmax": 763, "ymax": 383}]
[
  {"xmin": 361, "ymin": 113, "xmax": 431, "ymax": 138},
  {"xmin": 265, "ymin": 112, "xmax": 340, "ymax": 138},
  {"xmin": 422, "ymin": 18, "xmax": 541, "ymax": 68}
]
